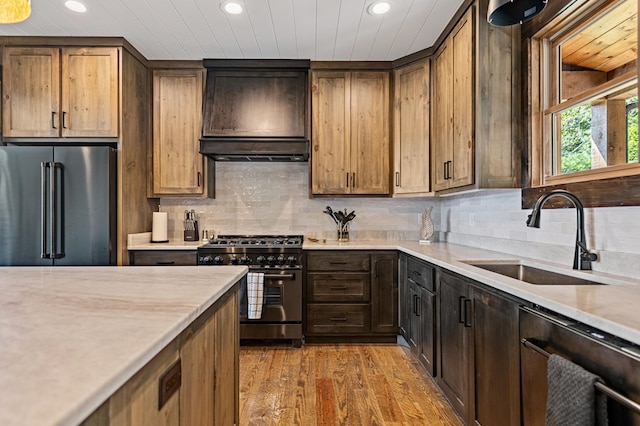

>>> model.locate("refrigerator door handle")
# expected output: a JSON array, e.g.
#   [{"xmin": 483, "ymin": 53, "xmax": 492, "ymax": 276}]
[
  {"xmin": 51, "ymin": 162, "xmax": 65, "ymax": 259},
  {"xmin": 41, "ymin": 162, "xmax": 50, "ymax": 259}
]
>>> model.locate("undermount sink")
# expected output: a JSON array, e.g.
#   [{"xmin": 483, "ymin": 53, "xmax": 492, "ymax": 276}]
[{"xmin": 462, "ymin": 261, "xmax": 606, "ymax": 286}]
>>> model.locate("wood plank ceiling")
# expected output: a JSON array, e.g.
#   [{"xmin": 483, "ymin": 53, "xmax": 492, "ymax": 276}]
[
  {"xmin": 561, "ymin": 0, "xmax": 637, "ymax": 73},
  {"xmin": 0, "ymin": 0, "xmax": 466, "ymax": 61}
]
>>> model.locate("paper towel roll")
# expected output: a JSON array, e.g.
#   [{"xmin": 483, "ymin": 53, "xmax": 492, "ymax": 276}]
[{"xmin": 151, "ymin": 212, "xmax": 169, "ymax": 243}]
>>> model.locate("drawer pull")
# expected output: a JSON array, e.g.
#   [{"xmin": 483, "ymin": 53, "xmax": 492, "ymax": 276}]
[
  {"xmin": 330, "ymin": 286, "xmax": 348, "ymax": 290},
  {"xmin": 156, "ymin": 261, "xmax": 175, "ymax": 265},
  {"xmin": 411, "ymin": 270, "xmax": 422, "ymax": 276},
  {"xmin": 330, "ymin": 317, "xmax": 348, "ymax": 322},
  {"xmin": 329, "ymin": 261, "xmax": 348, "ymax": 265}
]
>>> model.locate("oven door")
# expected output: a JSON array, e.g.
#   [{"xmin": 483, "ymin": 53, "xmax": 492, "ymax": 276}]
[{"xmin": 241, "ymin": 268, "xmax": 302, "ymax": 323}]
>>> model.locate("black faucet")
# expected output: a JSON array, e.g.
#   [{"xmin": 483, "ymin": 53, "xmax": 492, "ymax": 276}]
[{"xmin": 526, "ymin": 189, "xmax": 598, "ymax": 270}]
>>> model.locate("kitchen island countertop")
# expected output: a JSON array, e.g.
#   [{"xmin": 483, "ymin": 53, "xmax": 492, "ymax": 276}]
[{"xmin": 0, "ymin": 265, "xmax": 247, "ymax": 426}]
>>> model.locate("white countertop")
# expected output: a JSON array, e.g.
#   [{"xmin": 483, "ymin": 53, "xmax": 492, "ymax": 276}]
[
  {"xmin": 305, "ymin": 239, "xmax": 640, "ymax": 347},
  {"xmin": 0, "ymin": 265, "xmax": 247, "ymax": 426},
  {"xmin": 126, "ymin": 234, "xmax": 640, "ymax": 346}
]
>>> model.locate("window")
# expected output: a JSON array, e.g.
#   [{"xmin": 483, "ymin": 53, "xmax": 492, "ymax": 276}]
[{"xmin": 536, "ymin": 0, "xmax": 639, "ymax": 184}]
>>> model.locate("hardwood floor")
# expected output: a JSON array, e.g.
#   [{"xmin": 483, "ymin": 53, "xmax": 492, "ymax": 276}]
[{"xmin": 239, "ymin": 342, "xmax": 464, "ymax": 425}]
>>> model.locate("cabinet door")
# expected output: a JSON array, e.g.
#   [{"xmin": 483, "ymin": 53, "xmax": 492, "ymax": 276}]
[
  {"xmin": 371, "ymin": 252, "xmax": 397, "ymax": 334},
  {"xmin": 450, "ymin": 10, "xmax": 474, "ymax": 189},
  {"xmin": 152, "ymin": 69, "xmax": 206, "ymax": 196},
  {"xmin": 2, "ymin": 47, "xmax": 60, "ymax": 137},
  {"xmin": 61, "ymin": 47, "xmax": 119, "ymax": 137},
  {"xmin": 393, "ymin": 60, "xmax": 430, "ymax": 195},
  {"xmin": 109, "ymin": 343, "xmax": 181, "ymax": 426},
  {"xmin": 419, "ymin": 286, "xmax": 436, "ymax": 377},
  {"xmin": 437, "ymin": 270, "xmax": 471, "ymax": 420},
  {"xmin": 432, "ymin": 42, "xmax": 453, "ymax": 191},
  {"xmin": 311, "ymin": 71, "xmax": 351, "ymax": 195},
  {"xmin": 471, "ymin": 286, "xmax": 520, "ymax": 426},
  {"xmin": 398, "ymin": 254, "xmax": 410, "ymax": 339},
  {"xmin": 408, "ymin": 280, "xmax": 421, "ymax": 354},
  {"xmin": 350, "ymin": 71, "xmax": 390, "ymax": 195}
]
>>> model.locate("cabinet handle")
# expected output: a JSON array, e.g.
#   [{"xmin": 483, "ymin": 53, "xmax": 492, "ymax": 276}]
[
  {"xmin": 395, "ymin": 171, "xmax": 400, "ymax": 187},
  {"xmin": 51, "ymin": 112, "xmax": 57, "ymax": 129},
  {"xmin": 62, "ymin": 112, "xmax": 68, "ymax": 129},
  {"xmin": 156, "ymin": 261, "xmax": 175, "ymax": 265},
  {"xmin": 330, "ymin": 317, "xmax": 348, "ymax": 322},
  {"xmin": 329, "ymin": 261, "xmax": 347, "ymax": 265},
  {"xmin": 416, "ymin": 296, "xmax": 421, "ymax": 317},
  {"xmin": 352, "ymin": 172, "xmax": 356, "ymax": 188},
  {"xmin": 346, "ymin": 172, "xmax": 350, "ymax": 188},
  {"xmin": 197, "ymin": 172, "xmax": 201, "ymax": 187},
  {"xmin": 459, "ymin": 296, "xmax": 466, "ymax": 323},
  {"xmin": 411, "ymin": 270, "xmax": 421, "ymax": 276},
  {"xmin": 330, "ymin": 286, "xmax": 348, "ymax": 290},
  {"xmin": 464, "ymin": 299, "xmax": 472, "ymax": 327}
]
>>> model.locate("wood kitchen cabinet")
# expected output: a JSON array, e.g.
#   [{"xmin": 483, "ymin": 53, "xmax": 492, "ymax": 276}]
[
  {"xmin": 310, "ymin": 70, "xmax": 390, "ymax": 196},
  {"xmin": 151, "ymin": 68, "xmax": 214, "ymax": 197},
  {"xmin": 81, "ymin": 286, "xmax": 239, "ymax": 426},
  {"xmin": 305, "ymin": 250, "xmax": 397, "ymax": 342},
  {"xmin": 432, "ymin": 9, "xmax": 474, "ymax": 192},
  {"xmin": 393, "ymin": 59, "xmax": 432, "ymax": 196},
  {"xmin": 431, "ymin": 2, "xmax": 520, "ymax": 194},
  {"xmin": 436, "ymin": 267, "xmax": 522, "ymax": 425},
  {"xmin": 437, "ymin": 269, "xmax": 472, "ymax": 420},
  {"xmin": 3, "ymin": 46, "xmax": 119, "ymax": 138},
  {"xmin": 400, "ymin": 253, "xmax": 436, "ymax": 376},
  {"xmin": 129, "ymin": 250, "xmax": 197, "ymax": 266}
]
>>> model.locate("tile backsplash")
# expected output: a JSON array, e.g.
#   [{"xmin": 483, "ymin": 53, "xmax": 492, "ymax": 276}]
[
  {"xmin": 159, "ymin": 163, "xmax": 639, "ymax": 280},
  {"xmin": 440, "ymin": 189, "xmax": 640, "ymax": 280},
  {"xmin": 160, "ymin": 163, "xmax": 440, "ymax": 242}
]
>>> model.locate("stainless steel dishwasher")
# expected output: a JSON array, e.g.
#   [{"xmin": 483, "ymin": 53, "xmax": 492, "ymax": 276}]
[{"xmin": 520, "ymin": 306, "xmax": 640, "ymax": 425}]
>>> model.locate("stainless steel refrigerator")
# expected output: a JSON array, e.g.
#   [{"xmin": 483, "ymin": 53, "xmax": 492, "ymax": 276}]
[{"xmin": 0, "ymin": 145, "xmax": 116, "ymax": 266}]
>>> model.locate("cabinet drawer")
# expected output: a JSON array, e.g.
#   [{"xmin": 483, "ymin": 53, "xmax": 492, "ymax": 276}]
[
  {"xmin": 407, "ymin": 257, "xmax": 434, "ymax": 291},
  {"xmin": 307, "ymin": 273, "xmax": 370, "ymax": 302},
  {"xmin": 306, "ymin": 252, "xmax": 370, "ymax": 271},
  {"xmin": 306, "ymin": 304, "xmax": 371, "ymax": 334},
  {"xmin": 130, "ymin": 250, "xmax": 197, "ymax": 266}
]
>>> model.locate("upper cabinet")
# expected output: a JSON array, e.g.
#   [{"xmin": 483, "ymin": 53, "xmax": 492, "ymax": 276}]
[
  {"xmin": 431, "ymin": 2, "xmax": 521, "ymax": 194},
  {"xmin": 311, "ymin": 70, "xmax": 390, "ymax": 196},
  {"xmin": 151, "ymin": 68, "xmax": 213, "ymax": 198},
  {"xmin": 432, "ymin": 9, "xmax": 475, "ymax": 192},
  {"xmin": 393, "ymin": 59, "xmax": 432, "ymax": 196},
  {"xmin": 3, "ymin": 47, "xmax": 119, "ymax": 138}
]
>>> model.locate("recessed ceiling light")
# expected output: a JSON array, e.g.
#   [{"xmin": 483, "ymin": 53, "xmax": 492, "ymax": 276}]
[
  {"xmin": 368, "ymin": 1, "xmax": 392, "ymax": 16},
  {"xmin": 221, "ymin": 0, "xmax": 243, "ymax": 15},
  {"xmin": 65, "ymin": 0, "xmax": 87, "ymax": 13}
]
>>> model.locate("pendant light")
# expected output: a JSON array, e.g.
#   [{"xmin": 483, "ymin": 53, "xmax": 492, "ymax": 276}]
[
  {"xmin": 487, "ymin": 0, "xmax": 547, "ymax": 26},
  {"xmin": 0, "ymin": 0, "xmax": 31, "ymax": 24}
]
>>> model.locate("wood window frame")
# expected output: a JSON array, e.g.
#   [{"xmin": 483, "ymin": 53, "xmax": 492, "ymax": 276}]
[{"xmin": 521, "ymin": 0, "xmax": 640, "ymax": 208}]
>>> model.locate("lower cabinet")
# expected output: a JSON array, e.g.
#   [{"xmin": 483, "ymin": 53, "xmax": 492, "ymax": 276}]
[
  {"xmin": 436, "ymin": 268, "xmax": 522, "ymax": 425},
  {"xmin": 129, "ymin": 250, "xmax": 197, "ymax": 266},
  {"xmin": 437, "ymin": 269, "xmax": 472, "ymax": 419},
  {"xmin": 305, "ymin": 250, "xmax": 397, "ymax": 342},
  {"xmin": 399, "ymin": 253, "xmax": 436, "ymax": 376},
  {"xmin": 81, "ymin": 286, "xmax": 239, "ymax": 426}
]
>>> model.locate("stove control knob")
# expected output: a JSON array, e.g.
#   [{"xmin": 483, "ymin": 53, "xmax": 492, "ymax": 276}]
[
  {"xmin": 213, "ymin": 255, "xmax": 224, "ymax": 265},
  {"xmin": 240, "ymin": 256, "xmax": 252, "ymax": 265},
  {"xmin": 286, "ymin": 256, "xmax": 297, "ymax": 265},
  {"xmin": 229, "ymin": 256, "xmax": 239, "ymax": 265},
  {"xmin": 200, "ymin": 255, "xmax": 213, "ymax": 264},
  {"xmin": 256, "ymin": 256, "xmax": 266, "ymax": 265},
  {"xmin": 276, "ymin": 255, "xmax": 285, "ymax": 264},
  {"xmin": 266, "ymin": 255, "xmax": 276, "ymax": 265}
]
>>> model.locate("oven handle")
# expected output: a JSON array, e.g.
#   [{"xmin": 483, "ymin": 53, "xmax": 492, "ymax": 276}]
[{"xmin": 263, "ymin": 273, "xmax": 295, "ymax": 280}]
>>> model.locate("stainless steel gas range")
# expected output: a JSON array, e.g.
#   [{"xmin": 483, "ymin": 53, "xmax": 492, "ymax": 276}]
[{"xmin": 197, "ymin": 235, "xmax": 303, "ymax": 347}]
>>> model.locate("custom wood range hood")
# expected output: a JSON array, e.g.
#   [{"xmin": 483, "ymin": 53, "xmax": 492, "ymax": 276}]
[{"xmin": 200, "ymin": 59, "xmax": 310, "ymax": 162}]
